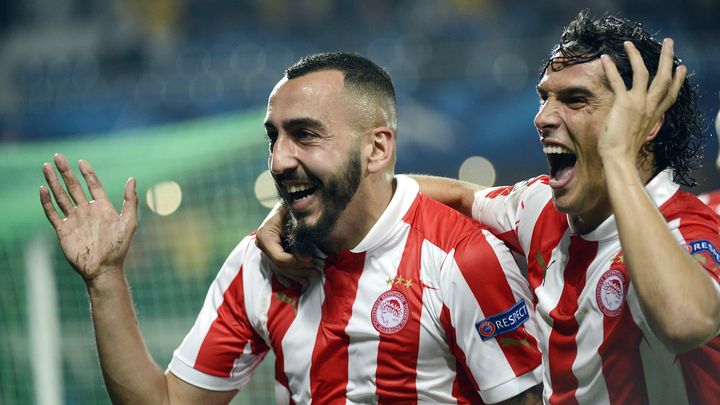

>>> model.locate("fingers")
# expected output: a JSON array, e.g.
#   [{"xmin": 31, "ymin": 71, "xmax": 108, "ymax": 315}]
[
  {"xmin": 264, "ymin": 242, "xmax": 315, "ymax": 269},
  {"xmin": 54, "ymin": 153, "xmax": 89, "ymax": 206},
  {"xmin": 600, "ymin": 54, "xmax": 626, "ymax": 95},
  {"xmin": 651, "ymin": 39, "xmax": 685, "ymax": 110},
  {"xmin": 42, "ymin": 161, "xmax": 76, "ymax": 216},
  {"xmin": 655, "ymin": 38, "xmax": 675, "ymax": 86},
  {"xmin": 624, "ymin": 41, "xmax": 649, "ymax": 92},
  {"xmin": 78, "ymin": 160, "xmax": 107, "ymax": 202},
  {"xmin": 120, "ymin": 177, "xmax": 138, "ymax": 228},
  {"xmin": 39, "ymin": 185, "xmax": 63, "ymax": 229},
  {"xmin": 274, "ymin": 265, "xmax": 321, "ymax": 289}
]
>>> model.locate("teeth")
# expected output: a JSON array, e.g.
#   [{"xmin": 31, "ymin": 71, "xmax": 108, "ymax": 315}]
[
  {"xmin": 543, "ymin": 145, "xmax": 573, "ymax": 154},
  {"xmin": 286, "ymin": 184, "xmax": 313, "ymax": 193}
]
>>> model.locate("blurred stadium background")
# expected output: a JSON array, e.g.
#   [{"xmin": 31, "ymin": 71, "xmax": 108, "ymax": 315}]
[{"xmin": 1, "ymin": 1, "xmax": 719, "ymax": 404}]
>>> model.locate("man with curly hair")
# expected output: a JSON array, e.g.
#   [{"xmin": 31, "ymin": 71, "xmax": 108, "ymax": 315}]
[{"xmin": 259, "ymin": 11, "xmax": 720, "ymax": 404}]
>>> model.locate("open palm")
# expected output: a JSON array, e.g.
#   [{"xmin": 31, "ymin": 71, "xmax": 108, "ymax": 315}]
[{"xmin": 40, "ymin": 154, "xmax": 137, "ymax": 281}]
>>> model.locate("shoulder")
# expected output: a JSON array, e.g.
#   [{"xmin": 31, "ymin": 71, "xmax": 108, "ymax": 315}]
[
  {"xmin": 216, "ymin": 234, "xmax": 273, "ymax": 285},
  {"xmin": 409, "ymin": 194, "xmax": 516, "ymax": 263},
  {"xmin": 661, "ymin": 189, "xmax": 720, "ymax": 229},
  {"xmin": 409, "ymin": 192, "xmax": 491, "ymax": 248}
]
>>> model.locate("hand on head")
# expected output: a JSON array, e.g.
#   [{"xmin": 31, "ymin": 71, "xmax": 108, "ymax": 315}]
[{"xmin": 598, "ymin": 39, "xmax": 686, "ymax": 165}]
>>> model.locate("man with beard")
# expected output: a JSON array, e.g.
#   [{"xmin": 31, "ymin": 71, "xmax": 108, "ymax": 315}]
[
  {"xmin": 258, "ymin": 13, "xmax": 720, "ymax": 404},
  {"xmin": 40, "ymin": 52, "xmax": 543, "ymax": 404}
]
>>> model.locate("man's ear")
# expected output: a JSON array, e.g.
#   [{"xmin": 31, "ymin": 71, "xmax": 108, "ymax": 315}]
[
  {"xmin": 646, "ymin": 113, "xmax": 665, "ymax": 144},
  {"xmin": 366, "ymin": 126, "xmax": 395, "ymax": 174}
]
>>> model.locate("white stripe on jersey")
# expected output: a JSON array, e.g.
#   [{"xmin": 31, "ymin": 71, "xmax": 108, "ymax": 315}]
[
  {"xmin": 473, "ymin": 170, "xmax": 720, "ymax": 404},
  {"xmin": 169, "ymin": 175, "xmax": 542, "ymax": 402}
]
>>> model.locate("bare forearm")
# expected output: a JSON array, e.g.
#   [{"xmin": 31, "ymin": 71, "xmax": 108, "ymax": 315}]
[
  {"xmin": 86, "ymin": 269, "xmax": 170, "ymax": 404},
  {"xmin": 410, "ymin": 174, "xmax": 483, "ymax": 217},
  {"xmin": 604, "ymin": 159, "xmax": 720, "ymax": 351}
]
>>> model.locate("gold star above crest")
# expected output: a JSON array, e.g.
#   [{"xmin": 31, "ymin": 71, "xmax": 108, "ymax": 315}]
[
  {"xmin": 612, "ymin": 254, "xmax": 625, "ymax": 265},
  {"xmin": 386, "ymin": 276, "xmax": 395, "ymax": 286},
  {"xmin": 402, "ymin": 278, "xmax": 413, "ymax": 288}
]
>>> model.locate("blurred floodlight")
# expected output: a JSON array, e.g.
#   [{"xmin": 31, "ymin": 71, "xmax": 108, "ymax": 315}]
[
  {"xmin": 146, "ymin": 181, "xmax": 182, "ymax": 216},
  {"xmin": 459, "ymin": 156, "xmax": 496, "ymax": 186},
  {"xmin": 254, "ymin": 170, "xmax": 278, "ymax": 208}
]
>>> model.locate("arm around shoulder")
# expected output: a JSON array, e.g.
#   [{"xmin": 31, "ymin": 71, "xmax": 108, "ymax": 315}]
[{"xmin": 410, "ymin": 174, "xmax": 483, "ymax": 218}]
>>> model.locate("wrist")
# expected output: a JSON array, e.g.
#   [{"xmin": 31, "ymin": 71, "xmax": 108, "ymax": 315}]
[{"xmin": 85, "ymin": 266, "xmax": 127, "ymax": 295}]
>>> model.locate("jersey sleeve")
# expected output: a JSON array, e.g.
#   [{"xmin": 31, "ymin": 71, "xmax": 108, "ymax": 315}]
[
  {"xmin": 674, "ymin": 207, "xmax": 720, "ymax": 336},
  {"xmin": 471, "ymin": 176, "xmax": 552, "ymax": 254},
  {"xmin": 167, "ymin": 235, "xmax": 271, "ymax": 391},
  {"xmin": 439, "ymin": 228, "xmax": 542, "ymax": 403}
]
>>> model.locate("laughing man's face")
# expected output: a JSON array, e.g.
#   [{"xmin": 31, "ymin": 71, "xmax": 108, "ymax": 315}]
[{"xmin": 535, "ymin": 57, "xmax": 616, "ymax": 230}]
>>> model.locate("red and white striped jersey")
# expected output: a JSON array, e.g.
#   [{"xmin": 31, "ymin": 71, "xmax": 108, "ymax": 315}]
[
  {"xmin": 169, "ymin": 176, "xmax": 542, "ymax": 404},
  {"xmin": 472, "ymin": 170, "xmax": 720, "ymax": 404},
  {"xmin": 698, "ymin": 189, "xmax": 720, "ymax": 215}
]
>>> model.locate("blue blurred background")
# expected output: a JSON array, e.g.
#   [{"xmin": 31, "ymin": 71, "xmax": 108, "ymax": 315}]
[
  {"xmin": 2, "ymin": 0, "xmax": 719, "ymax": 185},
  {"xmin": 2, "ymin": 1, "xmax": 720, "ymax": 404}
]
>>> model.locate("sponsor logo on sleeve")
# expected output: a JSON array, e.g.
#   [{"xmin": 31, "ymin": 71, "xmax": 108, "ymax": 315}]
[
  {"xmin": 475, "ymin": 300, "xmax": 529, "ymax": 341},
  {"xmin": 685, "ymin": 240, "xmax": 720, "ymax": 269}
]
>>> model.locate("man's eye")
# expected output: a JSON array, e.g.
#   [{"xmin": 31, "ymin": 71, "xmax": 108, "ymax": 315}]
[
  {"xmin": 294, "ymin": 130, "xmax": 318, "ymax": 142},
  {"xmin": 565, "ymin": 98, "xmax": 587, "ymax": 108}
]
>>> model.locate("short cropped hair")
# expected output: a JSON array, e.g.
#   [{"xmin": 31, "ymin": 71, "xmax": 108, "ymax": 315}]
[
  {"xmin": 542, "ymin": 10, "xmax": 704, "ymax": 186},
  {"xmin": 285, "ymin": 52, "xmax": 398, "ymax": 133}
]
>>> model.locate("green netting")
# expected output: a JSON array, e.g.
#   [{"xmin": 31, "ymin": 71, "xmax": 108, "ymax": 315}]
[{"xmin": 0, "ymin": 109, "xmax": 278, "ymax": 404}]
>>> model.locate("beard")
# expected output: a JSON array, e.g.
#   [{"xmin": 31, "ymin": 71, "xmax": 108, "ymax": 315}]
[{"xmin": 279, "ymin": 146, "xmax": 363, "ymax": 256}]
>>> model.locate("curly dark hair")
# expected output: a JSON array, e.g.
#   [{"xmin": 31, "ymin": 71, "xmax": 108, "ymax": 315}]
[{"xmin": 541, "ymin": 10, "xmax": 705, "ymax": 186}]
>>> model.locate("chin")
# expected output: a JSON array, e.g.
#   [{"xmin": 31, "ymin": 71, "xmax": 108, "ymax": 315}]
[{"xmin": 551, "ymin": 193, "xmax": 575, "ymax": 215}]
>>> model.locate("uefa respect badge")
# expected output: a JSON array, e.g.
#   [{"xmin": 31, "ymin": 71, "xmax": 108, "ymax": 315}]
[{"xmin": 475, "ymin": 300, "xmax": 529, "ymax": 341}]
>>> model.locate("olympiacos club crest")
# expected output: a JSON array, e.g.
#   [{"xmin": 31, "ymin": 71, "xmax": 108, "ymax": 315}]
[
  {"xmin": 371, "ymin": 290, "xmax": 409, "ymax": 334},
  {"xmin": 596, "ymin": 269, "xmax": 626, "ymax": 317}
]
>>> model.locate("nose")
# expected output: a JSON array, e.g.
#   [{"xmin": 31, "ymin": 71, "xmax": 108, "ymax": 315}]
[
  {"xmin": 534, "ymin": 100, "xmax": 561, "ymax": 139},
  {"xmin": 269, "ymin": 133, "xmax": 298, "ymax": 175}
]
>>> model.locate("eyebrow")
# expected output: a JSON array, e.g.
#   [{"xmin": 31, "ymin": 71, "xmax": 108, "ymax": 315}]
[
  {"xmin": 264, "ymin": 117, "xmax": 326, "ymax": 132},
  {"xmin": 536, "ymin": 85, "xmax": 597, "ymax": 98}
]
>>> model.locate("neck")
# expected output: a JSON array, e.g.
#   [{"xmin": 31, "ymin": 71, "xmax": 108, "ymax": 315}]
[
  {"xmin": 319, "ymin": 175, "xmax": 396, "ymax": 254},
  {"xmin": 573, "ymin": 159, "xmax": 657, "ymax": 235}
]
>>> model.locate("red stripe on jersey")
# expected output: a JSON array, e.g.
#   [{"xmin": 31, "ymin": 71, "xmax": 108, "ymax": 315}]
[
  {"xmin": 455, "ymin": 232, "xmax": 541, "ymax": 376},
  {"xmin": 526, "ymin": 201, "xmax": 568, "ymax": 292},
  {"xmin": 486, "ymin": 185, "xmax": 514, "ymax": 199},
  {"xmin": 679, "ymin": 336, "xmax": 720, "ymax": 404},
  {"xmin": 309, "ymin": 251, "xmax": 365, "ymax": 402},
  {"xmin": 495, "ymin": 229, "xmax": 522, "ymax": 254},
  {"xmin": 597, "ymin": 264, "xmax": 649, "ymax": 404},
  {"xmin": 194, "ymin": 265, "xmax": 270, "ymax": 377},
  {"xmin": 665, "ymin": 190, "xmax": 720, "ymax": 402},
  {"xmin": 267, "ymin": 276, "xmax": 303, "ymax": 400},
  {"xmin": 664, "ymin": 190, "xmax": 720, "ymax": 283},
  {"xmin": 547, "ymin": 236, "xmax": 596, "ymax": 405},
  {"xmin": 376, "ymin": 227, "xmax": 423, "ymax": 403},
  {"xmin": 440, "ymin": 305, "xmax": 484, "ymax": 404}
]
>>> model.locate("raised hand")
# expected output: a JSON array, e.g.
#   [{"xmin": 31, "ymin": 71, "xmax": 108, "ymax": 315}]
[
  {"xmin": 598, "ymin": 39, "xmax": 686, "ymax": 163},
  {"xmin": 40, "ymin": 154, "xmax": 138, "ymax": 282}
]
